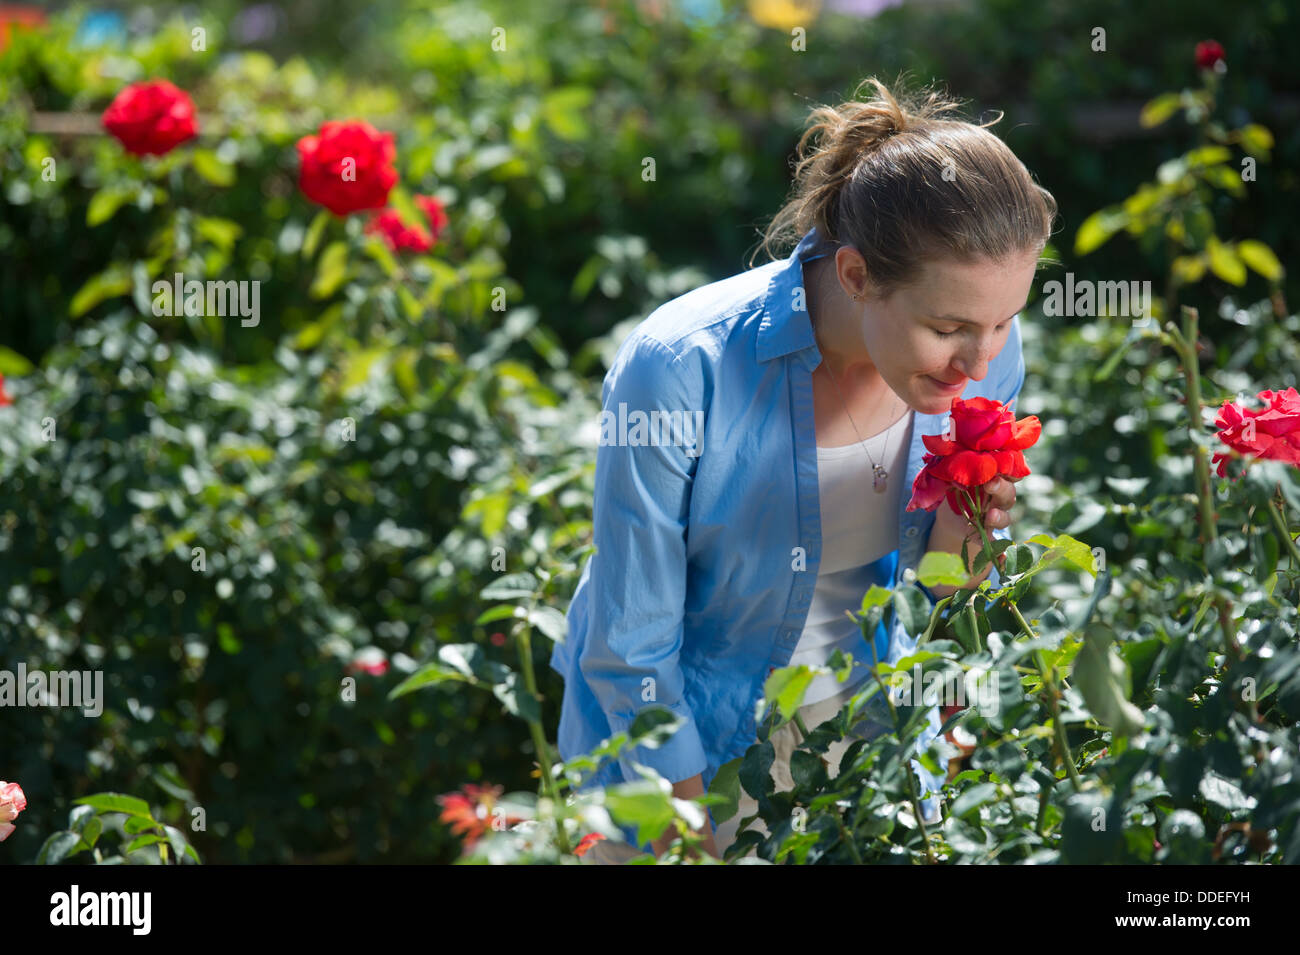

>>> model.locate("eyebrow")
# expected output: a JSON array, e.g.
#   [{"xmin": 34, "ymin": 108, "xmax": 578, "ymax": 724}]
[{"xmin": 930, "ymin": 303, "xmax": 1029, "ymax": 326}]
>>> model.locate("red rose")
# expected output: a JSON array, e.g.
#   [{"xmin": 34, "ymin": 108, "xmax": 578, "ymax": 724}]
[
  {"xmin": 365, "ymin": 208, "xmax": 432, "ymax": 254},
  {"xmin": 0, "ymin": 781, "xmax": 27, "ymax": 843},
  {"xmin": 0, "ymin": 373, "xmax": 12, "ymax": 407},
  {"xmin": 1211, "ymin": 387, "xmax": 1300, "ymax": 478},
  {"xmin": 1195, "ymin": 40, "xmax": 1226, "ymax": 71},
  {"xmin": 573, "ymin": 832, "xmax": 607, "ymax": 857},
  {"xmin": 489, "ymin": 631, "xmax": 507, "ymax": 647},
  {"xmin": 906, "ymin": 396, "xmax": 1041, "ymax": 517},
  {"xmin": 296, "ymin": 120, "xmax": 398, "ymax": 217},
  {"xmin": 415, "ymin": 195, "xmax": 449, "ymax": 243},
  {"xmin": 436, "ymin": 782, "xmax": 526, "ymax": 850},
  {"xmin": 101, "ymin": 79, "xmax": 198, "ymax": 156}
]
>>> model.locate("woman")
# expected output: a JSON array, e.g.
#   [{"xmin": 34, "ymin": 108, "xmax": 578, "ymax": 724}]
[{"xmin": 550, "ymin": 77, "xmax": 1057, "ymax": 863}]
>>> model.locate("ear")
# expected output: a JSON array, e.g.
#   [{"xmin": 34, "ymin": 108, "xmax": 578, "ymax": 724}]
[{"xmin": 834, "ymin": 245, "xmax": 872, "ymax": 300}]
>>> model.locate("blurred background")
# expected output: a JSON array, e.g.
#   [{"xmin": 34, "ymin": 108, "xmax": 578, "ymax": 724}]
[{"xmin": 1, "ymin": 0, "xmax": 1296, "ymax": 862}]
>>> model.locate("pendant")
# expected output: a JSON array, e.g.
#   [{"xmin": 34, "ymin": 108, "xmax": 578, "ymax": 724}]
[{"xmin": 872, "ymin": 464, "xmax": 888, "ymax": 494}]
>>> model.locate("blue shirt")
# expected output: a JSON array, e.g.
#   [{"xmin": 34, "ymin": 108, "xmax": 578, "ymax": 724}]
[{"xmin": 550, "ymin": 225, "xmax": 1024, "ymax": 850}]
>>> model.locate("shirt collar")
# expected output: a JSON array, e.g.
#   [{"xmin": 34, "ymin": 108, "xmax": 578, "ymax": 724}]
[{"xmin": 756, "ymin": 226, "xmax": 836, "ymax": 368}]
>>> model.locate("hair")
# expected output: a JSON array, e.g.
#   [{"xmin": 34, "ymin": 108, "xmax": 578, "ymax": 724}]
[{"xmin": 753, "ymin": 76, "xmax": 1058, "ymax": 299}]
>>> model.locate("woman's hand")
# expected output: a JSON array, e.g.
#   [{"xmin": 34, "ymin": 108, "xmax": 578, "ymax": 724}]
[{"xmin": 925, "ymin": 476, "xmax": 1020, "ymax": 596}]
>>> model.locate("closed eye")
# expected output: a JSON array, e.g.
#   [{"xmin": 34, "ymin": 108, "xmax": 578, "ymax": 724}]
[{"xmin": 934, "ymin": 321, "xmax": 1010, "ymax": 339}]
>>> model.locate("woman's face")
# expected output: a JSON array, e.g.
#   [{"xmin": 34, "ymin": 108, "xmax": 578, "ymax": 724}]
[{"xmin": 860, "ymin": 250, "xmax": 1040, "ymax": 416}]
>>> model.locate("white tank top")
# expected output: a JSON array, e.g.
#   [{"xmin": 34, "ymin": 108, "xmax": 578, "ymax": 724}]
[{"xmin": 790, "ymin": 408, "xmax": 915, "ymax": 705}]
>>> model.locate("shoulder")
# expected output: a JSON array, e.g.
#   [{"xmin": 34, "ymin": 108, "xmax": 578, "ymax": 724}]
[{"xmin": 606, "ymin": 257, "xmax": 785, "ymax": 380}]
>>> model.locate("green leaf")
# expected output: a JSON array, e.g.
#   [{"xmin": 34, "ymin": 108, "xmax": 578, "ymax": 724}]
[
  {"xmin": 1002, "ymin": 544, "xmax": 1035, "ymax": 576},
  {"xmin": 474, "ymin": 604, "xmax": 521, "ymax": 625},
  {"xmin": 68, "ymin": 804, "xmax": 96, "ymax": 831},
  {"xmin": 0, "ymin": 344, "xmax": 34, "ymax": 376},
  {"xmin": 69, "ymin": 264, "xmax": 132, "ymax": 317},
  {"xmin": 1238, "ymin": 123, "xmax": 1274, "ymax": 158},
  {"xmin": 310, "ymin": 241, "xmax": 349, "ymax": 299},
  {"xmin": 917, "ymin": 551, "xmax": 968, "ymax": 587},
  {"xmin": 81, "ymin": 817, "xmax": 103, "ymax": 848},
  {"xmin": 195, "ymin": 216, "xmax": 243, "ymax": 250},
  {"xmin": 480, "ymin": 572, "xmax": 539, "ymax": 600},
  {"xmin": 1071, "ymin": 624, "xmax": 1145, "ymax": 737},
  {"xmin": 124, "ymin": 834, "xmax": 166, "ymax": 854},
  {"xmin": 893, "ymin": 585, "xmax": 933, "ymax": 636},
  {"xmin": 527, "ymin": 606, "xmax": 567, "ymax": 644},
  {"xmin": 1236, "ymin": 240, "xmax": 1284, "ymax": 281},
  {"xmin": 123, "ymin": 815, "xmax": 156, "ymax": 834},
  {"xmin": 86, "ymin": 185, "xmax": 135, "ymax": 227},
  {"xmin": 706, "ymin": 757, "xmax": 743, "ymax": 825},
  {"xmin": 1139, "ymin": 92, "xmax": 1181, "ymax": 128},
  {"xmin": 162, "ymin": 825, "xmax": 191, "ymax": 862},
  {"xmin": 1074, "ymin": 208, "xmax": 1125, "ymax": 256},
  {"xmin": 1206, "ymin": 237, "xmax": 1247, "ymax": 286},
  {"xmin": 604, "ymin": 780, "xmax": 676, "ymax": 847},
  {"xmin": 302, "ymin": 209, "xmax": 331, "ymax": 259},
  {"xmin": 764, "ymin": 665, "xmax": 816, "ymax": 722},
  {"xmin": 387, "ymin": 661, "xmax": 473, "ymax": 700},
  {"xmin": 37, "ymin": 831, "xmax": 84, "ymax": 865},
  {"xmin": 191, "ymin": 148, "xmax": 235, "ymax": 187},
  {"xmin": 75, "ymin": 792, "xmax": 154, "ymax": 819},
  {"xmin": 860, "ymin": 584, "xmax": 893, "ymax": 612}
]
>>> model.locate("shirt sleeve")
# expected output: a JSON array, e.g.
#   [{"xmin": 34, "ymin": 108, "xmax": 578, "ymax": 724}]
[{"xmin": 577, "ymin": 333, "xmax": 710, "ymax": 786}]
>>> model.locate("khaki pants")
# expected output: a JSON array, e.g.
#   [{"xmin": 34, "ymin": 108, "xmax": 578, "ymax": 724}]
[{"xmin": 581, "ymin": 680, "xmax": 898, "ymax": 865}]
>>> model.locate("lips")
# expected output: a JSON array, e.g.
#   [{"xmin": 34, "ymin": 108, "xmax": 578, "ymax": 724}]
[{"xmin": 929, "ymin": 376, "xmax": 966, "ymax": 389}]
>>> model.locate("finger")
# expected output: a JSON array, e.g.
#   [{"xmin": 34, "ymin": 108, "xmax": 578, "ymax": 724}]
[
  {"xmin": 984, "ymin": 477, "xmax": 1016, "ymax": 510},
  {"xmin": 984, "ymin": 507, "xmax": 1011, "ymax": 530}
]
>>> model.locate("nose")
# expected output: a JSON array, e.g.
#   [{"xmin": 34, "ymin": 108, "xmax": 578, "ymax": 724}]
[{"xmin": 953, "ymin": 337, "xmax": 995, "ymax": 382}]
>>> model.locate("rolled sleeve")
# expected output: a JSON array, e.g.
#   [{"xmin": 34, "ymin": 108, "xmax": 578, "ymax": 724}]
[{"xmin": 578, "ymin": 334, "xmax": 709, "ymax": 786}]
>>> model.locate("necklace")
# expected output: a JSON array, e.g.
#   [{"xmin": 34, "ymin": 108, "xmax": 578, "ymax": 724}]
[{"xmin": 815, "ymin": 328, "xmax": 902, "ymax": 495}]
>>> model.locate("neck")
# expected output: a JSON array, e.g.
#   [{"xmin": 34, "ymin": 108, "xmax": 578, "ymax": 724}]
[{"xmin": 807, "ymin": 257, "xmax": 877, "ymax": 383}]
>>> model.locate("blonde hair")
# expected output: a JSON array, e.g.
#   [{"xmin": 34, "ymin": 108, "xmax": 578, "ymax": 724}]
[{"xmin": 754, "ymin": 76, "xmax": 1058, "ymax": 298}]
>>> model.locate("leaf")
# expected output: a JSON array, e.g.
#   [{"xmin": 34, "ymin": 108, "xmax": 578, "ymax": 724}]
[
  {"xmin": 764, "ymin": 665, "xmax": 816, "ymax": 722},
  {"xmin": 81, "ymin": 817, "xmax": 103, "ymax": 848},
  {"xmin": 1139, "ymin": 92, "xmax": 1181, "ymax": 128},
  {"xmin": 195, "ymin": 216, "xmax": 243, "ymax": 250},
  {"xmin": 340, "ymin": 347, "xmax": 384, "ymax": 393},
  {"xmin": 75, "ymin": 792, "xmax": 154, "ymax": 819},
  {"xmin": 604, "ymin": 780, "xmax": 676, "ymax": 847},
  {"xmin": 302, "ymin": 209, "xmax": 331, "ymax": 259},
  {"xmin": 1206, "ymin": 237, "xmax": 1247, "ymax": 286},
  {"xmin": 0, "ymin": 344, "xmax": 34, "ymax": 376},
  {"xmin": 124, "ymin": 815, "xmax": 156, "ymax": 834},
  {"xmin": 125, "ymin": 834, "xmax": 167, "ymax": 854},
  {"xmin": 387, "ymin": 661, "xmax": 473, "ymax": 700},
  {"xmin": 917, "ymin": 551, "xmax": 968, "ymax": 587},
  {"xmin": 310, "ymin": 241, "xmax": 349, "ymax": 299},
  {"xmin": 86, "ymin": 185, "xmax": 135, "ymax": 227},
  {"xmin": 1074, "ymin": 208, "xmax": 1125, "ymax": 256},
  {"xmin": 1238, "ymin": 123, "xmax": 1274, "ymax": 158},
  {"xmin": 69, "ymin": 264, "xmax": 132, "ymax": 317},
  {"xmin": 474, "ymin": 604, "xmax": 520, "ymax": 625},
  {"xmin": 860, "ymin": 584, "xmax": 893, "ymax": 612},
  {"xmin": 480, "ymin": 572, "xmax": 539, "ymax": 600},
  {"xmin": 162, "ymin": 825, "xmax": 191, "ymax": 862},
  {"xmin": 707, "ymin": 757, "xmax": 743, "ymax": 825},
  {"xmin": 37, "ymin": 831, "xmax": 85, "ymax": 865},
  {"xmin": 527, "ymin": 606, "xmax": 567, "ymax": 644},
  {"xmin": 1236, "ymin": 240, "xmax": 1284, "ymax": 282},
  {"xmin": 191, "ymin": 148, "xmax": 235, "ymax": 187},
  {"xmin": 1071, "ymin": 624, "xmax": 1145, "ymax": 737},
  {"xmin": 892, "ymin": 585, "xmax": 933, "ymax": 636},
  {"xmin": 1170, "ymin": 255, "xmax": 1207, "ymax": 285}
]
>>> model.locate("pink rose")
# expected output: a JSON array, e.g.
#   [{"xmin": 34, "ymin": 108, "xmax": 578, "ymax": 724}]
[{"xmin": 0, "ymin": 781, "xmax": 27, "ymax": 842}]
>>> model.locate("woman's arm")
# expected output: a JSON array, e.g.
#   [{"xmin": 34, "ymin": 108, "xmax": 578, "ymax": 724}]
[{"xmin": 578, "ymin": 334, "xmax": 712, "ymax": 833}]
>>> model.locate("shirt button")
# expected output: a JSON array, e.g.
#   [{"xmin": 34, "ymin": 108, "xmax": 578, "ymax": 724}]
[{"xmin": 905, "ymin": 526, "xmax": 919, "ymax": 538}]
